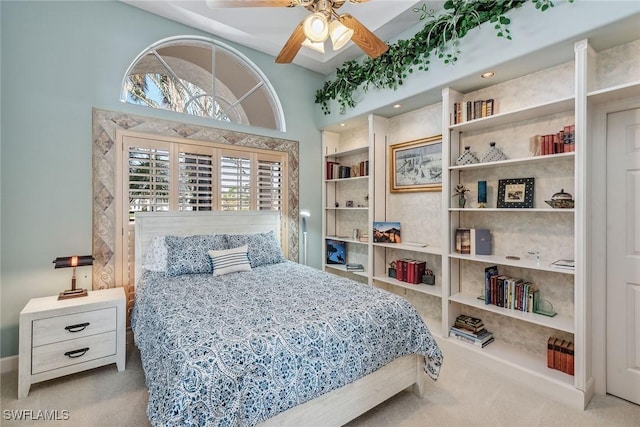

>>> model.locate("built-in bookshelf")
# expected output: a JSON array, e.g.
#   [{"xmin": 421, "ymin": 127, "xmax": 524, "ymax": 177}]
[
  {"xmin": 322, "ymin": 128, "xmax": 373, "ymax": 278},
  {"xmin": 319, "ymin": 36, "xmax": 640, "ymax": 409}
]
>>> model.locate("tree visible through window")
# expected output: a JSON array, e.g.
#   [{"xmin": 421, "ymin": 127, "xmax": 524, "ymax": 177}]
[{"xmin": 121, "ymin": 37, "xmax": 285, "ymax": 131}]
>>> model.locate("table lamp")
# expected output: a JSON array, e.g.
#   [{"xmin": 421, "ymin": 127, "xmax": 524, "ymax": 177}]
[{"xmin": 53, "ymin": 255, "xmax": 93, "ymax": 299}]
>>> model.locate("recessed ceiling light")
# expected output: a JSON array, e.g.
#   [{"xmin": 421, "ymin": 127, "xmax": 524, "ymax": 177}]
[
  {"xmin": 339, "ymin": 123, "xmax": 346, "ymax": 127},
  {"xmin": 392, "ymin": 104, "xmax": 402, "ymax": 109},
  {"xmin": 481, "ymin": 71, "xmax": 496, "ymax": 78}
]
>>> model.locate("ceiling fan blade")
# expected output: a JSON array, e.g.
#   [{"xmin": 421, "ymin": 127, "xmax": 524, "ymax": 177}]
[
  {"xmin": 338, "ymin": 13, "xmax": 388, "ymax": 59},
  {"xmin": 275, "ymin": 20, "xmax": 306, "ymax": 63},
  {"xmin": 206, "ymin": 0, "xmax": 298, "ymax": 8}
]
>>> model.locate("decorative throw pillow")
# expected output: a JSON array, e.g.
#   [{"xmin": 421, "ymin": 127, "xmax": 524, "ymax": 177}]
[
  {"xmin": 143, "ymin": 235, "xmax": 168, "ymax": 272},
  {"xmin": 208, "ymin": 245, "xmax": 251, "ymax": 276},
  {"xmin": 226, "ymin": 231, "xmax": 286, "ymax": 268},
  {"xmin": 165, "ymin": 234, "xmax": 227, "ymax": 277}
]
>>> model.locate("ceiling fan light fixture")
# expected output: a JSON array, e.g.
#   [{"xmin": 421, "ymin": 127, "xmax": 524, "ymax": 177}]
[
  {"xmin": 303, "ymin": 12, "xmax": 329, "ymax": 43},
  {"xmin": 329, "ymin": 19, "xmax": 354, "ymax": 51},
  {"xmin": 302, "ymin": 38, "xmax": 326, "ymax": 53}
]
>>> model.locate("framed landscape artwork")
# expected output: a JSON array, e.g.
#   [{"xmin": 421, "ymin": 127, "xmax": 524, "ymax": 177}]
[
  {"xmin": 390, "ymin": 135, "xmax": 442, "ymax": 192},
  {"xmin": 497, "ymin": 177, "xmax": 535, "ymax": 208},
  {"xmin": 373, "ymin": 221, "xmax": 401, "ymax": 243}
]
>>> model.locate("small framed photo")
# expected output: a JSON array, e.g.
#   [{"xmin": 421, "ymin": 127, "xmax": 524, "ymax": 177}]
[
  {"xmin": 497, "ymin": 177, "xmax": 535, "ymax": 208},
  {"xmin": 390, "ymin": 135, "xmax": 442, "ymax": 192},
  {"xmin": 373, "ymin": 221, "xmax": 401, "ymax": 243}
]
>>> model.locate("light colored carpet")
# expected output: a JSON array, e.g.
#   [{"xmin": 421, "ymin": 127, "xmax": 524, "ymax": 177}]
[{"xmin": 1, "ymin": 341, "xmax": 638, "ymax": 427}]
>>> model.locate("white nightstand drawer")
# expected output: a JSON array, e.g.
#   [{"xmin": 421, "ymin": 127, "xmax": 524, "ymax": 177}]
[
  {"xmin": 32, "ymin": 307, "xmax": 116, "ymax": 346},
  {"xmin": 31, "ymin": 331, "xmax": 117, "ymax": 374}
]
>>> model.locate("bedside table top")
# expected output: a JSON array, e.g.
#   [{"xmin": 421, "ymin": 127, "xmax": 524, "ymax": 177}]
[{"xmin": 20, "ymin": 287, "xmax": 125, "ymax": 316}]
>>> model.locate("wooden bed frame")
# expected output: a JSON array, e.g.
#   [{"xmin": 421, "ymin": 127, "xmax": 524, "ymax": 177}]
[{"xmin": 133, "ymin": 211, "xmax": 427, "ymax": 426}]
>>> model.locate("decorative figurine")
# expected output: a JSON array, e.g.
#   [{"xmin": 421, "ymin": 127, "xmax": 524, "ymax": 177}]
[
  {"xmin": 545, "ymin": 189, "xmax": 574, "ymax": 209},
  {"xmin": 453, "ymin": 184, "xmax": 470, "ymax": 208}
]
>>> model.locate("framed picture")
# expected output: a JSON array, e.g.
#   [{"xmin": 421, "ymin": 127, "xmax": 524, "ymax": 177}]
[
  {"xmin": 497, "ymin": 177, "xmax": 535, "ymax": 208},
  {"xmin": 326, "ymin": 239, "xmax": 346, "ymax": 264},
  {"xmin": 390, "ymin": 135, "xmax": 442, "ymax": 192},
  {"xmin": 373, "ymin": 221, "xmax": 401, "ymax": 243}
]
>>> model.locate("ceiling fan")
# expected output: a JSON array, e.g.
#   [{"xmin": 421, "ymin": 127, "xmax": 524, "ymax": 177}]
[{"xmin": 206, "ymin": 0, "xmax": 389, "ymax": 63}]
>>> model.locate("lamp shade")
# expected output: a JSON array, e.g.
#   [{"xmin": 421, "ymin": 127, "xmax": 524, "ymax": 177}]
[
  {"xmin": 53, "ymin": 255, "xmax": 94, "ymax": 269},
  {"xmin": 329, "ymin": 20, "xmax": 354, "ymax": 51},
  {"xmin": 302, "ymin": 38, "xmax": 325, "ymax": 53},
  {"xmin": 303, "ymin": 12, "xmax": 329, "ymax": 43}
]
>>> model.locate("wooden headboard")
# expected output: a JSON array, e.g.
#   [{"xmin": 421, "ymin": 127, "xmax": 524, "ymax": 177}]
[{"xmin": 134, "ymin": 211, "xmax": 282, "ymax": 287}]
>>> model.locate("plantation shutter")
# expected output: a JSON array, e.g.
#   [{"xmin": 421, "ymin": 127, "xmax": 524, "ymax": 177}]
[
  {"xmin": 178, "ymin": 145, "xmax": 215, "ymax": 211},
  {"xmin": 257, "ymin": 154, "xmax": 283, "ymax": 211},
  {"xmin": 220, "ymin": 151, "xmax": 251, "ymax": 211},
  {"xmin": 127, "ymin": 146, "xmax": 171, "ymax": 218}
]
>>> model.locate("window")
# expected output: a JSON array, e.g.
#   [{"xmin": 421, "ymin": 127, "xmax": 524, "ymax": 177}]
[
  {"xmin": 116, "ymin": 132, "xmax": 287, "ymax": 286},
  {"xmin": 121, "ymin": 36, "xmax": 286, "ymax": 131}
]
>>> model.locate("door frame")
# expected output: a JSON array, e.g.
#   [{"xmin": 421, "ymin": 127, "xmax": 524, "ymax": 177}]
[{"xmin": 590, "ymin": 95, "xmax": 640, "ymax": 395}]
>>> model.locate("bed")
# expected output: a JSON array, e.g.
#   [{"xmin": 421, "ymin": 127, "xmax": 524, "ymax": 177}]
[{"xmin": 131, "ymin": 211, "xmax": 442, "ymax": 427}]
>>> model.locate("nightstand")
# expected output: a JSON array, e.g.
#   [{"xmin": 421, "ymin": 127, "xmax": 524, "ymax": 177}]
[{"xmin": 18, "ymin": 287, "xmax": 126, "ymax": 398}]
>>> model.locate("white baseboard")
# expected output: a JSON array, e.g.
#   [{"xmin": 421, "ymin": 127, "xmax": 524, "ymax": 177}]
[{"xmin": 1, "ymin": 355, "xmax": 18, "ymax": 374}]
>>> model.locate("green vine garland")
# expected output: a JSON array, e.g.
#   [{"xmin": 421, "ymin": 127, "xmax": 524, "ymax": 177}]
[{"xmin": 315, "ymin": 0, "xmax": 570, "ymax": 115}]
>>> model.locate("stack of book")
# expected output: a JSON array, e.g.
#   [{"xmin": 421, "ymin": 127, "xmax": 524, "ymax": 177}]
[
  {"xmin": 449, "ymin": 314, "xmax": 494, "ymax": 348},
  {"xmin": 394, "ymin": 258, "xmax": 426, "ymax": 284},
  {"xmin": 345, "ymin": 263, "xmax": 365, "ymax": 272}
]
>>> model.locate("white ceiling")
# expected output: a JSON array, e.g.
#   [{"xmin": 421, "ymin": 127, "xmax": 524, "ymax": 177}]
[{"xmin": 121, "ymin": 0, "xmax": 438, "ymax": 75}]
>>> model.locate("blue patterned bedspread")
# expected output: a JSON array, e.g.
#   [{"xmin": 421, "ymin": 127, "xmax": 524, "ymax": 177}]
[{"xmin": 132, "ymin": 262, "xmax": 442, "ymax": 426}]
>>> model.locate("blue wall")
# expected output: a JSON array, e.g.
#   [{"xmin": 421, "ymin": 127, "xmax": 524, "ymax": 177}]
[{"xmin": 0, "ymin": 0, "xmax": 324, "ymax": 357}]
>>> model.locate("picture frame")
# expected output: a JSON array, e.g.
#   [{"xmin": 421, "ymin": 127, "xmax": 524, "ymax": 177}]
[
  {"xmin": 390, "ymin": 135, "xmax": 442, "ymax": 192},
  {"xmin": 373, "ymin": 221, "xmax": 401, "ymax": 243},
  {"xmin": 497, "ymin": 177, "xmax": 535, "ymax": 208},
  {"xmin": 326, "ymin": 239, "xmax": 346, "ymax": 264}
]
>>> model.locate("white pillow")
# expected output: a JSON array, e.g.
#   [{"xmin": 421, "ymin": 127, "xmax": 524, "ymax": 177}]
[
  {"xmin": 143, "ymin": 236, "xmax": 168, "ymax": 272},
  {"xmin": 208, "ymin": 245, "xmax": 251, "ymax": 276}
]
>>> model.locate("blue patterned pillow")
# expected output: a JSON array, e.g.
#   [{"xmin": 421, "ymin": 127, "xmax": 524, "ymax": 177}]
[
  {"xmin": 226, "ymin": 231, "xmax": 286, "ymax": 268},
  {"xmin": 165, "ymin": 234, "xmax": 228, "ymax": 277}
]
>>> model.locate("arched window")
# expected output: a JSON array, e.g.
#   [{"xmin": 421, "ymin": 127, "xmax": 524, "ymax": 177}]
[{"xmin": 121, "ymin": 36, "xmax": 286, "ymax": 131}]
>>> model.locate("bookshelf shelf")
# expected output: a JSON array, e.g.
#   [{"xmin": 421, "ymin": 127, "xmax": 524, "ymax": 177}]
[
  {"xmin": 449, "ymin": 292, "xmax": 574, "ymax": 333},
  {"xmin": 449, "ymin": 207, "xmax": 574, "ymax": 213},
  {"xmin": 325, "ymin": 236, "xmax": 368, "ymax": 245},
  {"xmin": 324, "ymin": 264, "xmax": 368, "ymax": 278},
  {"xmin": 324, "ymin": 175, "xmax": 369, "ymax": 183},
  {"xmin": 450, "ymin": 96, "xmax": 574, "ymax": 133},
  {"xmin": 444, "ymin": 337, "xmax": 576, "ymax": 388},
  {"xmin": 448, "ymin": 152, "xmax": 574, "ymax": 171},
  {"xmin": 324, "ymin": 207, "xmax": 369, "ymax": 211},
  {"xmin": 324, "ymin": 145, "xmax": 368, "ymax": 159},
  {"xmin": 448, "ymin": 253, "xmax": 575, "ymax": 275},
  {"xmin": 373, "ymin": 275, "xmax": 442, "ymax": 298},
  {"xmin": 587, "ymin": 80, "xmax": 640, "ymax": 104},
  {"xmin": 372, "ymin": 242, "xmax": 442, "ymax": 255}
]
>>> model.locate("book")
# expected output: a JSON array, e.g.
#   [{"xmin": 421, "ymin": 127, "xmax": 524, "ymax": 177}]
[
  {"xmin": 455, "ymin": 314, "xmax": 484, "ymax": 331},
  {"xmin": 345, "ymin": 263, "xmax": 364, "ymax": 271},
  {"xmin": 547, "ymin": 337, "xmax": 556, "ymax": 369},
  {"xmin": 455, "ymin": 228, "xmax": 471, "ymax": 254},
  {"xmin": 484, "ymin": 265, "xmax": 498, "ymax": 305},
  {"xmin": 449, "ymin": 327, "xmax": 494, "ymax": 347},
  {"xmin": 449, "ymin": 326, "xmax": 494, "ymax": 344},
  {"xmin": 567, "ymin": 342, "xmax": 575, "ymax": 376}
]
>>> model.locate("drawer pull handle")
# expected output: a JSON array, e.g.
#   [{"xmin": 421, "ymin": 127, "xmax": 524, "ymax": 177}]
[
  {"xmin": 64, "ymin": 348, "xmax": 90, "ymax": 358},
  {"xmin": 65, "ymin": 322, "xmax": 90, "ymax": 333}
]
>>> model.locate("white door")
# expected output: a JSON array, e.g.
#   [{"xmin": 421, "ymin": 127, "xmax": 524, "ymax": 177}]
[{"xmin": 606, "ymin": 107, "xmax": 640, "ymax": 405}]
